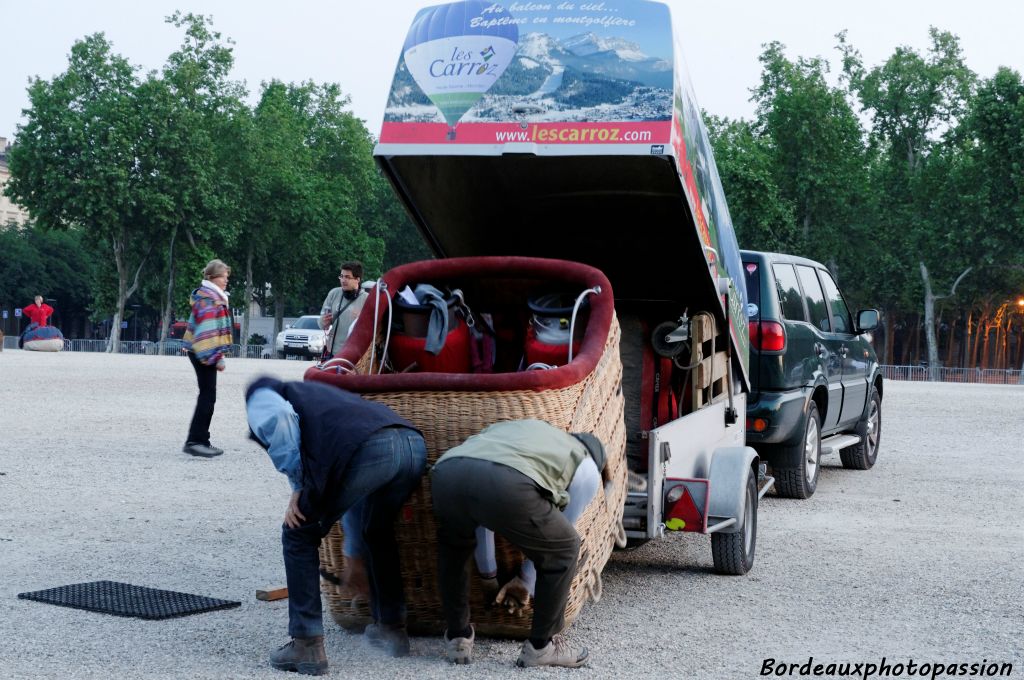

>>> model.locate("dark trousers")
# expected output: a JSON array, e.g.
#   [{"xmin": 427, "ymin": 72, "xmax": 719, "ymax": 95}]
[
  {"xmin": 186, "ymin": 352, "xmax": 218, "ymax": 445},
  {"xmin": 282, "ymin": 427, "xmax": 427, "ymax": 638},
  {"xmin": 431, "ymin": 458, "xmax": 581, "ymax": 641}
]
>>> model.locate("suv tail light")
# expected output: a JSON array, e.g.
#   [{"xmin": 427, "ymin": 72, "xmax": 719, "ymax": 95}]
[{"xmin": 749, "ymin": 320, "xmax": 786, "ymax": 352}]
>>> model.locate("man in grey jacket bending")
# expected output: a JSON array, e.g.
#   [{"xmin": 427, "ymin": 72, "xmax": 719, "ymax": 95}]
[{"xmin": 431, "ymin": 419, "xmax": 605, "ymax": 669}]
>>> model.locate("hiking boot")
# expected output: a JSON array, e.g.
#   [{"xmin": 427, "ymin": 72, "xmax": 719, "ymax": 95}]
[
  {"xmin": 269, "ymin": 636, "xmax": 328, "ymax": 675},
  {"xmin": 363, "ymin": 622, "xmax": 410, "ymax": 657},
  {"xmin": 516, "ymin": 635, "xmax": 589, "ymax": 668},
  {"xmin": 444, "ymin": 626, "xmax": 474, "ymax": 664},
  {"xmin": 183, "ymin": 442, "xmax": 222, "ymax": 458}
]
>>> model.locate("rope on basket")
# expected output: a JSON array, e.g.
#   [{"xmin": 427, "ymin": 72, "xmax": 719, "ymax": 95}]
[
  {"xmin": 585, "ymin": 566, "xmax": 603, "ymax": 603},
  {"xmin": 614, "ymin": 520, "xmax": 628, "ymax": 549},
  {"xmin": 368, "ymin": 279, "xmax": 392, "ymax": 375}
]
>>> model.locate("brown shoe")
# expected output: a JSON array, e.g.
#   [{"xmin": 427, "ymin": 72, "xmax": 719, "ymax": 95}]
[
  {"xmin": 269, "ymin": 636, "xmax": 328, "ymax": 675},
  {"xmin": 340, "ymin": 555, "xmax": 370, "ymax": 602}
]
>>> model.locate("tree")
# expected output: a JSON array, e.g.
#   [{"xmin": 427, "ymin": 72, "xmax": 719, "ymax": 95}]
[
  {"xmin": 752, "ymin": 41, "xmax": 868, "ymax": 266},
  {"xmin": 0, "ymin": 224, "xmax": 98, "ymax": 337},
  {"xmin": 705, "ymin": 114, "xmax": 798, "ymax": 252},
  {"xmin": 141, "ymin": 13, "xmax": 246, "ymax": 352},
  {"xmin": 235, "ymin": 80, "xmax": 384, "ymax": 338},
  {"xmin": 5, "ymin": 34, "xmax": 154, "ymax": 352},
  {"xmin": 839, "ymin": 28, "xmax": 977, "ymax": 375}
]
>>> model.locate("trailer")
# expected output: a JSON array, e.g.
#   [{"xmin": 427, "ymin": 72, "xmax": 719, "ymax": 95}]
[
  {"xmin": 367, "ymin": 0, "xmax": 771, "ymax": 574},
  {"xmin": 307, "ymin": 2, "xmax": 770, "ymax": 638}
]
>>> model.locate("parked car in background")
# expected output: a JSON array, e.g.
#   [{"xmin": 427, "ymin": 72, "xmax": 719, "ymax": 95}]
[
  {"xmin": 145, "ymin": 338, "xmax": 190, "ymax": 356},
  {"xmin": 741, "ymin": 250, "xmax": 883, "ymax": 499},
  {"xmin": 274, "ymin": 315, "xmax": 326, "ymax": 360}
]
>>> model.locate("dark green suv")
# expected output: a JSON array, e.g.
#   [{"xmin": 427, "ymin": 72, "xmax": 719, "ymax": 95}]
[{"xmin": 741, "ymin": 251, "xmax": 883, "ymax": 499}]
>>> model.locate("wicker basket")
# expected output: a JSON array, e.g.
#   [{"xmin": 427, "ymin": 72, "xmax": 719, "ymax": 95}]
[{"xmin": 309, "ymin": 257, "xmax": 627, "ymax": 638}]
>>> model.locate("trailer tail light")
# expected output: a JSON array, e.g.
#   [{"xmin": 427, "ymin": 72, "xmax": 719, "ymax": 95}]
[
  {"xmin": 749, "ymin": 320, "xmax": 785, "ymax": 352},
  {"xmin": 664, "ymin": 481, "xmax": 706, "ymax": 532}
]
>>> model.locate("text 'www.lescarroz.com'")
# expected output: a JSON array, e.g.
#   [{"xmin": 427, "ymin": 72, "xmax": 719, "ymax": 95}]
[{"xmin": 761, "ymin": 658, "xmax": 1013, "ymax": 680}]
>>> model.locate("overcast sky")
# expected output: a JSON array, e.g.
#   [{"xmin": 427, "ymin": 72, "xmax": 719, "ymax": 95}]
[{"xmin": 2, "ymin": 1, "xmax": 1021, "ymax": 142}]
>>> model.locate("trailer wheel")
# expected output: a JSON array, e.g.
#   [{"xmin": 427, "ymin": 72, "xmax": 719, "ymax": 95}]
[
  {"xmin": 774, "ymin": 401, "xmax": 821, "ymax": 499},
  {"xmin": 711, "ymin": 470, "xmax": 757, "ymax": 575},
  {"xmin": 840, "ymin": 386, "xmax": 881, "ymax": 470}
]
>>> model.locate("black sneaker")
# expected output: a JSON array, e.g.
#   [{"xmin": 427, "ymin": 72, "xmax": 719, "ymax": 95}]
[
  {"xmin": 363, "ymin": 622, "xmax": 411, "ymax": 657},
  {"xmin": 183, "ymin": 442, "xmax": 223, "ymax": 458}
]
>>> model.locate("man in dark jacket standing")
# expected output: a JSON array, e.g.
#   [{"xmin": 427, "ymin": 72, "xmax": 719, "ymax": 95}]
[{"xmin": 245, "ymin": 377, "xmax": 427, "ymax": 675}]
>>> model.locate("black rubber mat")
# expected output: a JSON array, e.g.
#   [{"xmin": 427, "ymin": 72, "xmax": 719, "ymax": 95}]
[{"xmin": 18, "ymin": 580, "xmax": 241, "ymax": 620}]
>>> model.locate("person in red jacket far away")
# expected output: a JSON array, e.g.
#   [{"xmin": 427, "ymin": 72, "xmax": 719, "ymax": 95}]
[{"xmin": 21, "ymin": 296, "xmax": 54, "ymax": 327}]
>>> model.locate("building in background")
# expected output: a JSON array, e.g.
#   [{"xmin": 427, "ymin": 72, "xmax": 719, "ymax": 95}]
[{"xmin": 0, "ymin": 137, "xmax": 31, "ymax": 226}]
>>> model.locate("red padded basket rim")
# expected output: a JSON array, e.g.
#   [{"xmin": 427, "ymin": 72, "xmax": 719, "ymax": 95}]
[{"xmin": 304, "ymin": 256, "xmax": 614, "ymax": 393}]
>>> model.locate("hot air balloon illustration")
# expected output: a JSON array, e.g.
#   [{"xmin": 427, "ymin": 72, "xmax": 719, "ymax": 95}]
[{"xmin": 402, "ymin": 1, "xmax": 520, "ymax": 139}]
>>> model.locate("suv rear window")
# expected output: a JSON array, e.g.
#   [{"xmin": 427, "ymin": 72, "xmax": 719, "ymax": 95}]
[
  {"xmin": 796, "ymin": 265, "xmax": 830, "ymax": 332},
  {"xmin": 772, "ymin": 264, "xmax": 806, "ymax": 322},
  {"xmin": 743, "ymin": 261, "xmax": 760, "ymax": 308}
]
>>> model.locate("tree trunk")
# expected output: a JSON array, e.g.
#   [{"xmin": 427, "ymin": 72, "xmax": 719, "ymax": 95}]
[
  {"xmin": 981, "ymin": 323, "xmax": 992, "ymax": 370},
  {"xmin": 919, "ymin": 262, "xmax": 941, "ymax": 380},
  {"xmin": 159, "ymin": 226, "xmax": 178, "ymax": 353},
  {"xmin": 945, "ymin": 315, "xmax": 957, "ymax": 368},
  {"xmin": 274, "ymin": 296, "xmax": 286, "ymax": 340},
  {"xmin": 241, "ymin": 243, "xmax": 254, "ymax": 350},
  {"xmin": 110, "ymin": 237, "xmax": 127, "ymax": 353},
  {"xmin": 970, "ymin": 311, "xmax": 986, "ymax": 368},
  {"xmin": 884, "ymin": 310, "xmax": 895, "ymax": 365},
  {"xmin": 914, "ymin": 315, "xmax": 921, "ymax": 365}
]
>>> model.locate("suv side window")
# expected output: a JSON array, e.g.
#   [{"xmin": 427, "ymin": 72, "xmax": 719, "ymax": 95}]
[
  {"xmin": 796, "ymin": 265, "xmax": 831, "ymax": 332},
  {"xmin": 818, "ymin": 270, "xmax": 853, "ymax": 334},
  {"xmin": 772, "ymin": 264, "xmax": 806, "ymax": 322}
]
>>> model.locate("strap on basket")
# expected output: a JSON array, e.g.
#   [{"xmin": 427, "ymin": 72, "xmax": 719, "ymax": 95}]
[{"xmin": 321, "ymin": 357, "xmax": 358, "ymax": 375}]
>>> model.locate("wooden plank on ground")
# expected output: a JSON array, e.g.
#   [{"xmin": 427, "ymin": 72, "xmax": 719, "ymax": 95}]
[{"xmin": 256, "ymin": 587, "xmax": 288, "ymax": 601}]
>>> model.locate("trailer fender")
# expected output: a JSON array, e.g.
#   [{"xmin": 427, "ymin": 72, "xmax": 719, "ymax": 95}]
[{"xmin": 707, "ymin": 446, "xmax": 759, "ymax": 534}]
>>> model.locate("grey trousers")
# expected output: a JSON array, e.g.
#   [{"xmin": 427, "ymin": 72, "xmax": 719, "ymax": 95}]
[{"xmin": 431, "ymin": 458, "xmax": 581, "ymax": 641}]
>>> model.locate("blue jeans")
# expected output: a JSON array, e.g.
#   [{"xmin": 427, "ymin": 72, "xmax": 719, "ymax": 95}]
[{"xmin": 281, "ymin": 426, "xmax": 426, "ymax": 637}]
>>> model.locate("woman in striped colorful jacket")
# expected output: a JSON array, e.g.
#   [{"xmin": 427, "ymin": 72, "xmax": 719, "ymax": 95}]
[{"xmin": 182, "ymin": 259, "xmax": 234, "ymax": 458}]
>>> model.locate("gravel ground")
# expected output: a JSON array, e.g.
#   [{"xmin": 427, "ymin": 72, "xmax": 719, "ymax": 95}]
[{"xmin": 0, "ymin": 349, "xmax": 1021, "ymax": 679}]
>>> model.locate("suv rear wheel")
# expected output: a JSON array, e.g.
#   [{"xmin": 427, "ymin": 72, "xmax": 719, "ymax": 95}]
[
  {"xmin": 840, "ymin": 386, "xmax": 881, "ymax": 470},
  {"xmin": 774, "ymin": 401, "xmax": 821, "ymax": 499}
]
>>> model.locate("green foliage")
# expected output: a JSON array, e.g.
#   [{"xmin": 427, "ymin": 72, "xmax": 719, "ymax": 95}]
[
  {"xmin": 0, "ymin": 224, "xmax": 98, "ymax": 331},
  {"xmin": 236, "ymin": 79, "xmax": 386, "ymax": 321},
  {"xmin": 705, "ymin": 114, "xmax": 798, "ymax": 252},
  {"xmin": 751, "ymin": 42, "xmax": 869, "ymax": 264}
]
